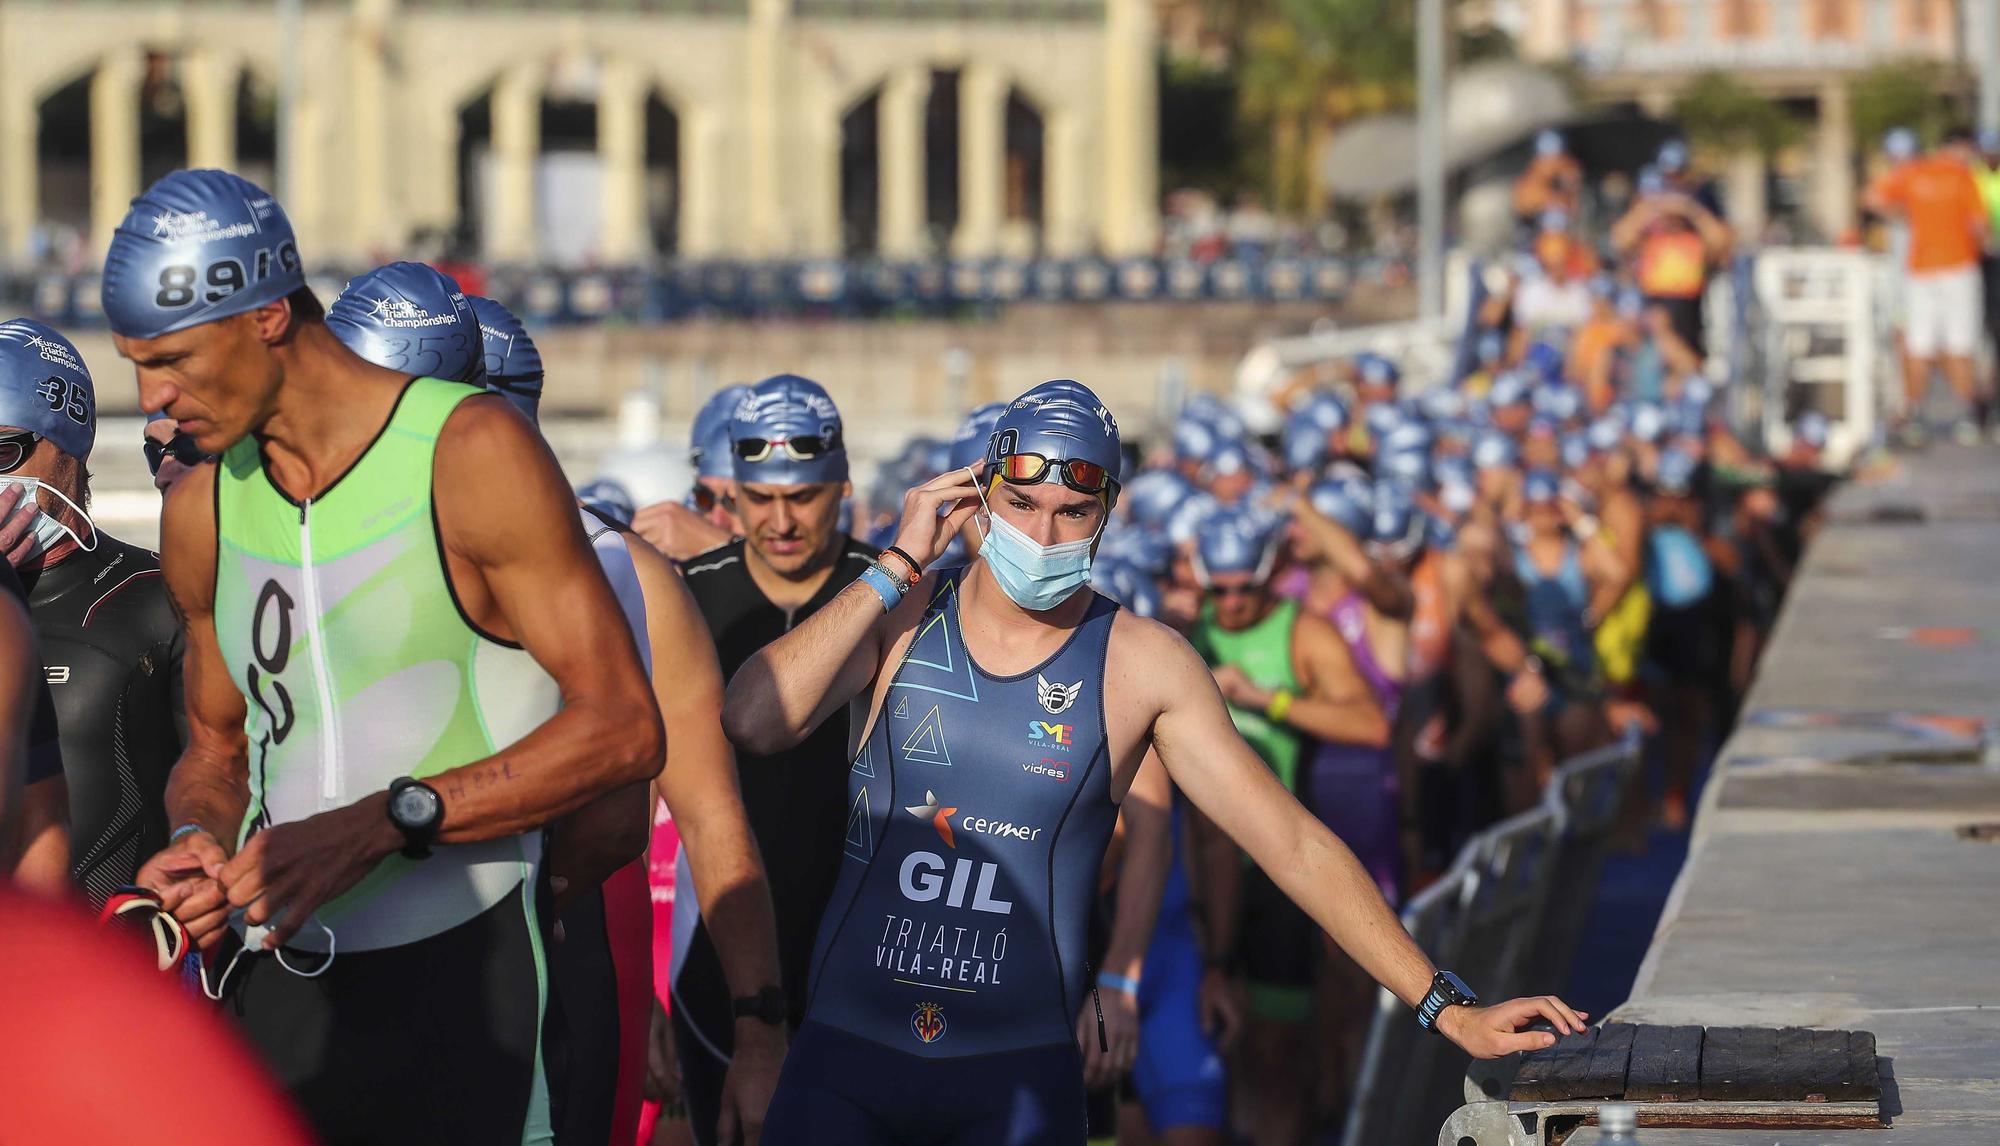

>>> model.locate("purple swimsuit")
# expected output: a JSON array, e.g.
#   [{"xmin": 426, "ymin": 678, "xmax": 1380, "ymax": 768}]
[{"xmin": 1304, "ymin": 593, "xmax": 1405, "ymax": 905}]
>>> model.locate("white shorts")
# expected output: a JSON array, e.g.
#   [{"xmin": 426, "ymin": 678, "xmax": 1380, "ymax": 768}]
[{"xmin": 1904, "ymin": 265, "xmax": 1982, "ymax": 358}]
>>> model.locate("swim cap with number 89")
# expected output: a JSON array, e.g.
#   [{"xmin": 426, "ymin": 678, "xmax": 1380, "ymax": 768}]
[{"xmin": 100, "ymin": 169, "xmax": 306, "ymax": 341}]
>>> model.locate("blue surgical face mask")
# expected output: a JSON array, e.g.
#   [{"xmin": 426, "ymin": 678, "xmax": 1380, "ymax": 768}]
[
  {"xmin": 976, "ymin": 475, "xmax": 1100, "ymax": 612},
  {"xmin": 0, "ymin": 476, "xmax": 96, "ymax": 558}
]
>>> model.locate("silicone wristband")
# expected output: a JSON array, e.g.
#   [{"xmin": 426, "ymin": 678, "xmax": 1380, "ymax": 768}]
[
  {"xmin": 858, "ymin": 564, "xmax": 906, "ymax": 613},
  {"xmin": 169, "ymin": 823, "xmax": 210, "ymax": 845},
  {"xmin": 1265, "ymin": 688, "xmax": 1295, "ymax": 724},
  {"xmin": 1096, "ymin": 971, "xmax": 1141, "ymax": 996},
  {"xmin": 881, "ymin": 546, "xmax": 923, "ymax": 585}
]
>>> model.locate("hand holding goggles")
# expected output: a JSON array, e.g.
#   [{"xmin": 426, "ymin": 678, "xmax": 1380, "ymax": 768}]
[
  {"xmin": 733, "ymin": 430, "xmax": 843, "ymax": 464},
  {"xmin": 990, "ymin": 449, "xmax": 1116, "ymax": 497}
]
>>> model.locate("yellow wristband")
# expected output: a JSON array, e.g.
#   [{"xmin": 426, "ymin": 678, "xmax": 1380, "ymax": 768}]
[{"xmin": 1265, "ymin": 688, "xmax": 1294, "ymax": 724}]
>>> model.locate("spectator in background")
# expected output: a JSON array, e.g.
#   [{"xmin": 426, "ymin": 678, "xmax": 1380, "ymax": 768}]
[
  {"xmin": 1513, "ymin": 129, "xmax": 1585, "ymax": 225},
  {"xmin": 1865, "ymin": 126, "xmax": 1990, "ymax": 444},
  {"xmin": 1510, "ymin": 212, "xmax": 1597, "ymax": 347},
  {"xmin": 1611, "ymin": 147, "xmax": 1734, "ymax": 356}
]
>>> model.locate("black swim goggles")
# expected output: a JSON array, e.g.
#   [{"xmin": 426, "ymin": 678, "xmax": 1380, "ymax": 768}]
[{"xmin": 144, "ymin": 429, "xmax": 213, "ymax": 476}]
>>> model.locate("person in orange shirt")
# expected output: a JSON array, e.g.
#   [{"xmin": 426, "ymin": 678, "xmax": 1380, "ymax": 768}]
[
  {"xmin": 1610, "ymin": 154, "xmax": 1734, "ymax": 356},
  {"xmin": 1865, "ymin": 127, "xmax": 1991, "ymax": 443}
]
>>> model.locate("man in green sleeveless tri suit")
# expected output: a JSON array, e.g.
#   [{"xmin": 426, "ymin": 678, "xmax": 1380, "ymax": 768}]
[
  {"xmin": 110, "ymin": 170, "xmax": 664, "ymax": 1146},
  {"xmin": 1186, "ymin": 506, "xmax": 1392, "ymax": 1146}
]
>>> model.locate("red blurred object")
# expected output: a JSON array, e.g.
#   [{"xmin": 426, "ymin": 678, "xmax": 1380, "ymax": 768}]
[{"xmin": 0, "ymin": 889, "xmax": 315, "ymax": 1144}]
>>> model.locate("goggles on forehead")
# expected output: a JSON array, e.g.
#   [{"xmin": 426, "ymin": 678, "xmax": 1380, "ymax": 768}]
[
  {"xmin": 989, "ymin": 450, "xmax": 1115, "ymax": 497},
  {"xmin": 733, "ymin": 430, "xmax": 842, "ymax": 463}
]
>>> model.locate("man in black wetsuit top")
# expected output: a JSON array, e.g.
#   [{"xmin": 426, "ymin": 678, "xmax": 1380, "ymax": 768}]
[{"xmin": 0, "ymin": 318, "xmax": 185, "ymax": 903}]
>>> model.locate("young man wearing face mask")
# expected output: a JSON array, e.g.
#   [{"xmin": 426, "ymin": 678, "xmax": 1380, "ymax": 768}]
[
  {"xmin": 725, "ymin": 380, "xmax": 1587, "ymax": 1146},
  {"xmin": 673, "ymin": 372, "xmax": 878, "ymax": 1146},
  {"xmin": 0, "ymin": 319, "xmax": 187, "ymax": 900}
]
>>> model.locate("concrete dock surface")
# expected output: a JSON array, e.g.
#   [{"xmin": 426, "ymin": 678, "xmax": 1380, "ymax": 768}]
[{"xmin": 1604, "ymin": 444, "xmax": 2000, "ymax": 1144}]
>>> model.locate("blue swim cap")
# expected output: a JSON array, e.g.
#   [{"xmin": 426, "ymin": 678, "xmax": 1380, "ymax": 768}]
[
  {"xmin": 1535, "ymin": 129, "xmax": 1564, "ymax": 157},
  {"xmin": 1523, "ymin": 341, "xmax": 1566, "ymax": 386},
  {"xmin": 102, "ymin": 170, "xmax": 305, "ymax": 340},
  {"xmin": 1585, "ymin": 417, "xmax": 1623, "ymax": 454},
  {"xmin": 328, "ymin": 262, "xmax": 484, "ymax": 387},
  {"xmin": 1418, "ymin": 386, "xmax": 1465, "ymax": 423},
  {"xmin": 949, "ymin": 400, "xmax": 1010, "ymax": 472},
  {"xmin": 1630, "ymin": 401, "xmax": 1668, "ymax": 444},
  {"xmin": 1472, "ymin": 429, "xmax": 1519, "ymax": 470},
  {"xmin": 1535, "ymin": 382, "xmax": 1584, "ymax": 423},
  {"xmin": 1171, "ymin": 415, "xmax": 1224, "ymax": 465},
  {"xmin": 1560, "ymin": 432, "xmax": 1590, "ymax": 471},
  {"xmin": 1655, "ymin": 447, "xmax": 1698, "ymax": 494},
  {"xmin": 0, "ymin": 319, "xmax": 95, "ymax": 459},
  {"xmin": 1883, "ymin": 127, "xmax": 1918, "ymax": 161},
  {"xmin": 1282, "ymin": 410, "xmax": 1332, "ymax": 474},
  {"xmin": 1434, "ymin": 456, "xmax": 1477, "ymax": 514},
  {"xmin": 1523, "ymin": 469, "xmax": 1561, "ymax": 504},
  {"xmin": 730, "ymin": 374, "xmax": 849, "ymax": 485},
  {"xmin": 467, "ymin": 295, "xmax": 543, "ymax": 421},
  {"xmin": 1488, "ymin": 371, "xmax": 1532, "ymax": 409},
  {"xmin": 1307, "ymin": 472, "xmax": 1374, "ymax": 537},
  {"xmin": 986, "ymin": 379, "xmax": 1123, "ymax": 500},
  {"xmin": 1355, "ymin": 352, "xmax": 1401, "ymax": 391},
  {"xmin": 1371, "ymin": 481, "xmax": 1426, "ymax": 555},
  {"xmin": 1637, "ymin": 166, "xmax": 1665, "ymax": 196},
  {"xmin": 1476, "ymin": 328, "xmax": 1505, "ymax": 365},
  {"xmin": 577, "ymin": 478, "xmax": 637, "ymax": 525},
  {"xmin": 1092, "ymin": 557, "xmax": 1162, "ymax": 620},
  {"xmin": 1657, "ymin": 139, "xmax": 1689, "ymax": 174},
  {"xmin": 691, "ymin": 384, "xmax": 753, "ymax": 480},
  {"xmin": 1364, "ymin": 400, "xmax": 1407, "ymax": 440},
  {"xmin": 1165, "ymin": 491, "xmax": 1221, "ymax": 546},
  {"xmin": 1204, "ymin": 439, "xmax": 1257, "ymax": 480},
  {"xmin": 1123, "ymin": 469, "xmax": 1199, "ymax": 530},
  {"xmin": 1192, "ymin": 507, "xmax": 1286, "ymax": 585}
]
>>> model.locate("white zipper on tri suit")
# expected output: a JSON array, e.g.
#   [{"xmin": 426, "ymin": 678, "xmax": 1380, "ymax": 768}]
[{"xmin": 299, "ymin": 499, "xmax": 344, "ymax": 807}]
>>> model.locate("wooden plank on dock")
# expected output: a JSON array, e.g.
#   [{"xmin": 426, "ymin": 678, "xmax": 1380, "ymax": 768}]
[{"xmin": 1625, "ymin": 1024, "xmax": 1703, "ymax": 1101}]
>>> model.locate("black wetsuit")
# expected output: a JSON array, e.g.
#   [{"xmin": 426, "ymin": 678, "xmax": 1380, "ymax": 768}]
[
  {"xmin": 18, "ymin": 531, "xmax": 185, "ymax": 904},
  {"xmin": 672, "ymin": 537, "xmax": 877, "ymax": 1146}
]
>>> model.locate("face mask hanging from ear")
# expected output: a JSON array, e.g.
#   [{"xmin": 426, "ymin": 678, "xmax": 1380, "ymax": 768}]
[
  {"xmin": 0, "ymin": 476, "xmax": 97, "ymax": 558},
  {"xmin": 975, "ymin": 472, "xmax": 1100, "ymax": 612}
]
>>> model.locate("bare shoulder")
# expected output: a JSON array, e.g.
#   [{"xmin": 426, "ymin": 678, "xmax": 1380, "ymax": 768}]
[
  {"xmin": 1107, "ymin": 609, "xmax": 1209, "ymax": 703},
  {"xmin": 436, "ymin": 390, "xmax": 553, "ymax": 469}
]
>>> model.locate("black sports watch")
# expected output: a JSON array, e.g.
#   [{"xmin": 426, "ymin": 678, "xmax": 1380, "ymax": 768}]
[
  {"xmin": 731, "ymin": 985, "xmax": 788, "ymax": 1026},
  {"xmin": 386, "ymin": 777, "xmax": 444, "ymax": 860},
  {"xmin": 1416, "ymin": 970, "xmax": 1478, "ymax": 1032}
]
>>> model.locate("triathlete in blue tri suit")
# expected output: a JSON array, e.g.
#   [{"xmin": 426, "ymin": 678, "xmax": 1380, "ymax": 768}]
[{"xmin": 725, "ymin": 379, "xmax": 1590, "ymax": 1145}]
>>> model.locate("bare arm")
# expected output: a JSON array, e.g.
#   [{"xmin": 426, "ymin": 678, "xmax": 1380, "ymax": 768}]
[
  {"xmin": 631, "ymin": 534, "xmax": 787, "ymax": 1141},
  {"xmin": 422, "ymin": 399, "xmax": 664, "ymax": 839},
  {"xmin": 1287, "ymin": 613, "xmax": 1391, "ymax": 748},
  {"xmin": 1138, "ymin": 622, "xmax": 1583, "ymax": 1056},
  {"xmin": 136, "ymin": 464, "xmax": 248, "ymax": 947},
  {"xmin": 1608, "ymin": 199, "xmax": 1657, "ymax": 255},
  {"xmin": 633, "ymin": 538, "xmax": 781, "ymax": 1002},
  {"xmin": 10, "ymin": 777, "xmax": 69, "ymax": 895},
  {"xmin": 1290, "ymin": 496, "xmax": 1414, "ymax": 619},
  {"xmin": 1101, "ymin": 749, "xmax": 1172, "ymax": 984},
  {"xmin": 723, "ymin": 470, "xmax": 979, "ymax": 756}
]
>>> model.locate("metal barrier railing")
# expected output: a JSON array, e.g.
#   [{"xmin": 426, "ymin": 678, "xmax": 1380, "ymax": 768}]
[{"xmin": 1341, "ymin": 731, "xmax": 1644, "ymax": 1145}]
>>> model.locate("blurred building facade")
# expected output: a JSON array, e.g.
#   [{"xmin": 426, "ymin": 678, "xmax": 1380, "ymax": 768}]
[
  {"xmin": 0, "ymin": 0, "xmax": 1160, "ymax": 269},
  {"xmin": 1520, "ymin": 0, "xmax": 1966, "ymax": 238}
]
